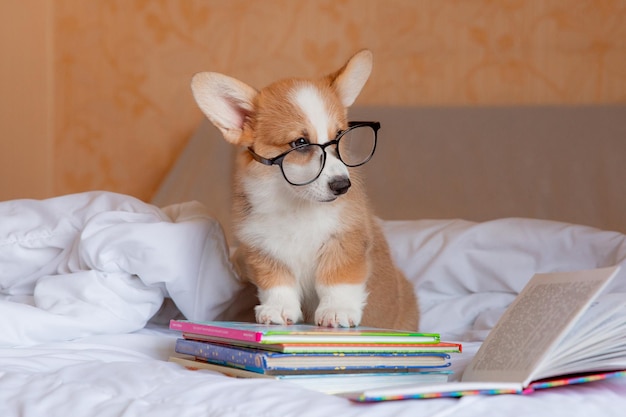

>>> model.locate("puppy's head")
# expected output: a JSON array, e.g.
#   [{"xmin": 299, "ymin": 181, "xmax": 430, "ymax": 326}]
[{"xmin": 191, "ymin": 50, "xmax": 373, "ymax": 203}]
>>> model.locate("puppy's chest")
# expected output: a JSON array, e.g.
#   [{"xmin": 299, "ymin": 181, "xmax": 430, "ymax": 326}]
[{"xmin": 239, "ymin": 203, "xmax": 343, "ymax": 276}]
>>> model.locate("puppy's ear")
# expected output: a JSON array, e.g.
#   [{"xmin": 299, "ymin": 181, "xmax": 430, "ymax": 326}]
[
  {"xmin": 328, "ymin": 49, "xmax": 373, "ymax": 107},
  {"xmin": 191, "ymin": 72, "xmax": 258, "ymax": 145}
]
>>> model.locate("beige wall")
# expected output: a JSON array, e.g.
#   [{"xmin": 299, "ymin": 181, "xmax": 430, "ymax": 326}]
[
  {"xmin": 1, "ymin": 0, "xmax": 625, "ymax": 202},
  {"xmin": 0, "ymin": 1, "xmax": 53, "ymax": 200}
]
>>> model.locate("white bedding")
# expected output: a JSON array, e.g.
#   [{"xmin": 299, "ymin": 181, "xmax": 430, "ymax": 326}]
[{"xmin": 1, "ymin": 192, "xmax": 626, "ymax": 417}]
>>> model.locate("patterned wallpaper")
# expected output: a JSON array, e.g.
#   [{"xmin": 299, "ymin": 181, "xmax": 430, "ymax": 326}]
[{"xmin": 53, "ymin": 0, "xmax": 626, "ymax": 200}]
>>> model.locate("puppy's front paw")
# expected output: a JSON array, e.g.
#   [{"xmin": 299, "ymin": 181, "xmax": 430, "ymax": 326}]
[
  {"xmin": 255, "ymin": 286, "xmax": 303, "ymax": 325},
  {"xmin": 315, "ymin": 283, "xmax": 367, "ymax": 327},
  {"xmin": 315, "ymin": 307, "xmax": 362, "ymax": 328},
  {"xmin": 255, "ymin": 304, "xmax": 303, "ymax": 325}
]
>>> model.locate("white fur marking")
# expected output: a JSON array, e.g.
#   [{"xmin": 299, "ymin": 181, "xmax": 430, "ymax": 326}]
[{"xmin": 292, "ymin": 86, "xmax": 330, "ymax": 144}]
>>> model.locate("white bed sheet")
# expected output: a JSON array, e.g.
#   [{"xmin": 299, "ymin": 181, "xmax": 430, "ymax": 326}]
[
  {"xmin": 2, "ymin": 194, "xmax": 626, "ymax": 417},
  {"xmin": 1, "ymin": 331, "xmax": 625, "ymax": 417}
]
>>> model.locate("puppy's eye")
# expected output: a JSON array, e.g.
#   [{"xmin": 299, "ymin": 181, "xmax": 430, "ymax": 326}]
[{"xmin": 290, "ymin": 137, "xmax": 309, "ymax": 148}]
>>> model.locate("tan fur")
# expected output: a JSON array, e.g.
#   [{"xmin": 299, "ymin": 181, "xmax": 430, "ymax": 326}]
[{"xmin": 191, "ymin": 50, "xmax": 419, "ymax": 330}]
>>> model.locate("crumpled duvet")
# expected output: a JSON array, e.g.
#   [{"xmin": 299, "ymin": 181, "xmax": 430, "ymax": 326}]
[
  {"xmin": 0, "ymin": 191, "xmax": 244, "ymax": 347},
  {"xmin": 3, "ymin": 191, "xmax": 626, "ymax": 349}
]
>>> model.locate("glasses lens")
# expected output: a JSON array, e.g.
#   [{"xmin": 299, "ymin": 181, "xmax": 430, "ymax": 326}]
[
  {"xmin": 338, "ymin": 125, "xmax": 376, "ymax": 167},
  {"xmin": 281, "ymin": 145, "xmax": 325, "ymax": 185}
]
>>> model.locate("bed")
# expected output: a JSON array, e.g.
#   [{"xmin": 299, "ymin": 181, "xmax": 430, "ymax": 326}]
[{"xmin": 2, "ymin": 105, "xmax": 626, "ymax": 416}]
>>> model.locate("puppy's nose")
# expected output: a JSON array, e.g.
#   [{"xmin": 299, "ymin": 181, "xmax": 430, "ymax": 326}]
[{"xmin": 329, "ymin": 177, "xmax": 351, "ymax": 195}]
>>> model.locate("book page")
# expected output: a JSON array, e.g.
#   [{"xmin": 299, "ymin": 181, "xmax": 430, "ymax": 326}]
[
  {"xmin": 544, "ymin": 294, "xmax": 626, "ymax": 360},
  {"xmin": 462, "ymin": 266, "xmax": 620, "ymax": 386}
]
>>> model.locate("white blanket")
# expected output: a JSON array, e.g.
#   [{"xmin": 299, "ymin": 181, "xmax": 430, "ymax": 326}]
[
  {"xmin": 383, "ymin": 218, "xmax": 626, "ymax": 339},
  {"xmin": 2, "ymin": 192, "xmax": 626, "ymax": 416},
  {"xmin": 0, "ymin": 192, "xmax": 243, "ymax": 346},
  {"xmin": 2, "ymin": 191, "xmax": 626, "ymax": 347}
]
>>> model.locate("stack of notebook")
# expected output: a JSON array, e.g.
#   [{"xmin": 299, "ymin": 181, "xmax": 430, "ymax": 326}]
[{"xmin": 168, "ymin": 320, "xmax": 462, "ymax": 395}]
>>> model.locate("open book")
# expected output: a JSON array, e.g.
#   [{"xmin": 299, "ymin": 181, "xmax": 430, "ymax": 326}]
[{"xmin": 346, "ymin": 266, "xmax": 626, "ymax": 401}]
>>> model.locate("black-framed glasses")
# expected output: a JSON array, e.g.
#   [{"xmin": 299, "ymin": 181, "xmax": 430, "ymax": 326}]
[{"xmin": 247, "ymin": 121, "xmax": 380, "ymax": 186}]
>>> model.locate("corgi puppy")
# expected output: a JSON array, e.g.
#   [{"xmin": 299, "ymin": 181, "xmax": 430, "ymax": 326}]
[{"xmin": 191, "ymin": 50, "xmax": 418, "ymax": 330}]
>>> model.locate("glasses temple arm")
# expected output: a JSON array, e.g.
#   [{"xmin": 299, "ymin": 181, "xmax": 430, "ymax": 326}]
[{"xmin": 247, "ymin": 147, "xmax": 274, "ymax": 166}]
